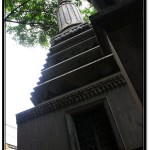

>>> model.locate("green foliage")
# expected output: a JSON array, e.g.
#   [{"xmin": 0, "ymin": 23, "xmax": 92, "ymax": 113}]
[
  {"xmin": 80, "ymin": 4, "xmax": 97, "ymax": 23},
  {"xmin": 5, "ymin": 0, "xmax": 96, "ymax": 48}
]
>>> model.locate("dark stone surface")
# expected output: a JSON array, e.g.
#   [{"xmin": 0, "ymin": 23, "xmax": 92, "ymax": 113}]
[
  {"xmin": 17, "ymin": 73, "xmax": 125, "ymax": 123},
  {"xmin": 109, "ymin": 19, "xmax": 143, "ymax": 103},
  {"xmin": 43, "ymin": 35, "xmax": 98, "ymax": 71},
  {"xmin": 32, "ymin": 26, "xmax": 106, "ymax": 105},
  {"xmin": 31, "ymin": 54, "xmax": 120, "ymax": 105},
  {"xmin": 51, "ymin": 23, "xmax": 90, "ymax": 46},
  {"xmin": 17, "ymin": 80, "xmax": 142, "ymax": 150},
  {"xmin": 38, "ymin": 45, "xmax": 103, "ymax": 84},
  {"xmin": 48, "ymin": 28, "xmax": 95, "ymax": 56},
  {"xmin": 90, "ymin": 0, "xmax": 144, "ymax": 103},
  {"xmin": 89, "ymin": 0, "xmax": 142, "ymax": 32}
]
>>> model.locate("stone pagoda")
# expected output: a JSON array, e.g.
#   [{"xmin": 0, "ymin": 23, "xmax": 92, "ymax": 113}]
[{"xmin": 16, "ymin": 0, "xmax": 143, "ymax": 149}]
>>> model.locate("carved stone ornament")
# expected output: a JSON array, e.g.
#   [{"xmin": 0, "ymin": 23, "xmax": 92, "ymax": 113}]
[
  {"xmin": 57, "ymin": 0, "xmax": 84, "ymax": 32},
  {"xmin": 51, "ymin": 23, "xmax": 90, "ymax": 46},
  {"xmin": 16, "ymin": 74, "xmax": 126, "ymax": 124}
]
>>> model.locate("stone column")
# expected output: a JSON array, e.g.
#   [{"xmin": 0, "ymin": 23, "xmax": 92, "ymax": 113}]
[{"xmin": 57, "ymin": 0, "xmax": 84, "ymax": 32}]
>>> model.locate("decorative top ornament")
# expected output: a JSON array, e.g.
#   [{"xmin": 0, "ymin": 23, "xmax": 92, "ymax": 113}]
[{"xmin": 57, "ymin": 0, "xmax": 84, "ymax": 32}]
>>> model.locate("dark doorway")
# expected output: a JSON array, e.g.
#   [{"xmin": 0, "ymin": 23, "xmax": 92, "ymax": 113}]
[
  {"xmin": 104, "ymin": 0, "xmax": 115, "ymax": 6},
  {"xmin": 72, "ymin": 104, "xmax": 119, "ymax": 150}
]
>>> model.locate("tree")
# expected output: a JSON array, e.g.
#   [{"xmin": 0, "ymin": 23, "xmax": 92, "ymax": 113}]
[{"xmin": 5, "ymin": 0, "xmax": 96, "ymax": 48}]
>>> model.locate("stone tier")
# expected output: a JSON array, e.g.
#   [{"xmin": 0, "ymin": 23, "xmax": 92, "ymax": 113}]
[
  {"xmin": 38, "ymin": 45, "xmax": 103, "ymax": 84},
  {"xmin": 48, "ymin": 28, "xmax": 95, "ymax": 56},
  {"xmin": 31, "ymin": 26, "xmax": 101, "ymax": 106},
  {"xmin": 30, "ymin": 23, "xmax": 121, "ymax": 106},
  {"xmin": 31, "ymin": 54, "xmax": 120, "ymax": 105},
  {"xmin": 51, "ymin": 23, "xmax": 90, "ymax": 46},
  {"xmin": 43, "ymin": 35, "xmax": 98, "ymax": 70}
]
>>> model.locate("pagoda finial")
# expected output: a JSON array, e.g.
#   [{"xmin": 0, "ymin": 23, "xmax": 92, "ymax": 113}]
[{"xmin": 57, "ymin": 0, "xmax": 84, "ymax": 32}]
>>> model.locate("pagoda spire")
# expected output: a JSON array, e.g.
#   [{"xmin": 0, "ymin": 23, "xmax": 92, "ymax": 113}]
[{"xmin": 57, "ymin": 0, "xmax": 84, "ymax": 32}]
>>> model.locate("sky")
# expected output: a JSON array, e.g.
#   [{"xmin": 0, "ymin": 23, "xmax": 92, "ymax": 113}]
[{"xmin": 6, "ymin": 33, "xmax": 49, "ymax": 145}]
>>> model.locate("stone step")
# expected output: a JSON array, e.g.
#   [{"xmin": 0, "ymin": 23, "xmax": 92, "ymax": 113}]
[
  {"xmin": 42, "ymin": 36, "xmax": 99, "ymax": 71},
  {"xmin": 38, "ymin": 45, "xmax": 103, "ymax": 84},
  {"xmin": 47, "ymin": 28, "xmax": 95, "ymax": 56},
  {"xmin": 31, "ymin": 54, "xmax": 120, "ymax": 105}
]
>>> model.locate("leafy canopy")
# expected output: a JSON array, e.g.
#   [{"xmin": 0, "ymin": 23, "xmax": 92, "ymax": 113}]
[{"xmin": 5, "ymin": 0, "xmax": 96, "ymax": 48}]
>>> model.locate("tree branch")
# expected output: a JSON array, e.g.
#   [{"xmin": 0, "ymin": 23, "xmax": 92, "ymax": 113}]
[
  {"xmin": 6, "ymin": 19, "xmax": 31, "ymax": 25},
  {"xmin": 5, "ymin": 19, "xmax": 50, "ymax": 28},
  {"xmin": 4, "ymin": 0, "xmax": 30, "ymax": 21},
  {"xmin": 5, "ymin": 19, "xmax": 26, "ymax": 24}
]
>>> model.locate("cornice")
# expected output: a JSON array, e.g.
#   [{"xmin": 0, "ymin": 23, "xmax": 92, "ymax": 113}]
[{"xmin": 16, "ymin": 73, "xmax": 126, "ymax": 124}]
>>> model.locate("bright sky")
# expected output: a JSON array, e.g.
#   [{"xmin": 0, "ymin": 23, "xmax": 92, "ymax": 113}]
[{"xmin": 6, "ymin": 33, "xmax": 49, "ymax": 145}]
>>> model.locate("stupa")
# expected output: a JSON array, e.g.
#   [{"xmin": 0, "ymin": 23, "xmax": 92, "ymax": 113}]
[{"xmin": 16, "ymin": 0, "xmax": 143, "ymax": 149}]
